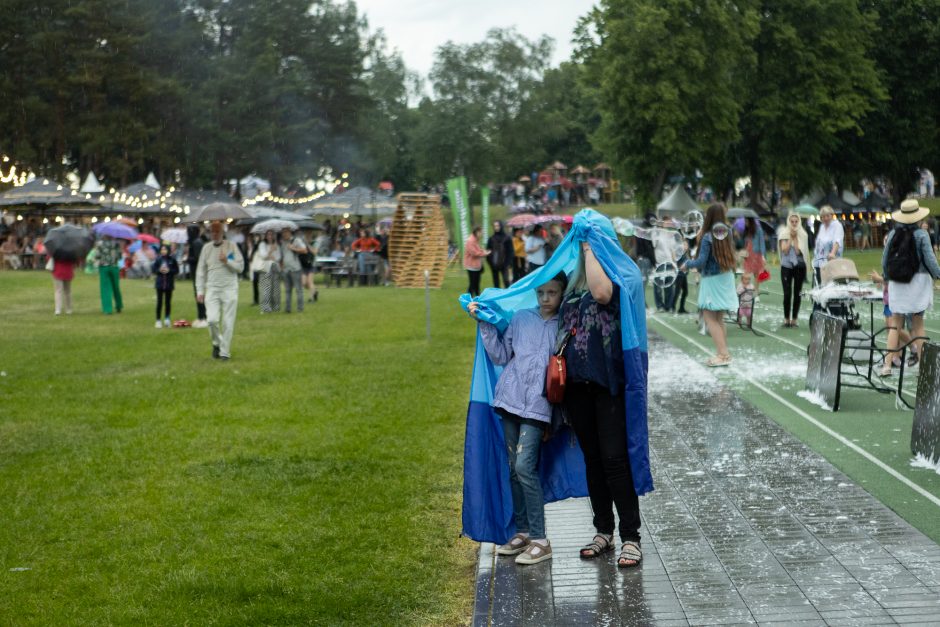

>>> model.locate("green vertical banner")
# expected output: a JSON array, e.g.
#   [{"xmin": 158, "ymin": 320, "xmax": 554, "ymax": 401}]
[
  {"xmin": 481, "ymin": 186, "xmax": 490, "ymax": 242},
  {"xmin": 447, "ymin": 176, "xmax": 471, "ymax": 254}
]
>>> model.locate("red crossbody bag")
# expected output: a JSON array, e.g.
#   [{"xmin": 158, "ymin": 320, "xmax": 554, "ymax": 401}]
[{"xmin": 545, "ymin": 328, "xmax": 574, "ymax": 404}]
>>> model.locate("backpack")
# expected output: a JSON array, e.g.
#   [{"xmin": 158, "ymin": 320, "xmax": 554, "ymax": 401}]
[{"xmin": 885, "ymin": 227, "xmax": 920, "ymax": 283}]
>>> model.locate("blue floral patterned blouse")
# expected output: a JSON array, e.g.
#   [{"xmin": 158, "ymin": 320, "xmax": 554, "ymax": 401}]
[{"xmin": 559, "ymin": 286, "xmax": 624, "ymax": 395}]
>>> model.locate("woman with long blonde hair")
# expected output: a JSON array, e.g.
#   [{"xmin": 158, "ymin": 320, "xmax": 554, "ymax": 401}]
[
  {"xmin": 681, "ymin": 203, "xmax": 738, "ymax": 366},
  {"xmin": 777, "ymin": 212, "xmax": 811, "ymax": 327}
]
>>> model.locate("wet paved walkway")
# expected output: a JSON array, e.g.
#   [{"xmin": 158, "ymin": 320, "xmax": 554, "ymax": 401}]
[{"xmin": 472, "ymin": 335, "xmax": 940, "ymax": 626}]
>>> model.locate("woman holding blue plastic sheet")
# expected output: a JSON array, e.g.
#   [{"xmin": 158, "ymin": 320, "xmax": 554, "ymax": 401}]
[
  {"xmin": 557, "ymin": 230, "xmax": 643, "ymax": 568},
  {"xmin": 458, "ymin": 209, "xmax": 652, "ymax": 564}
]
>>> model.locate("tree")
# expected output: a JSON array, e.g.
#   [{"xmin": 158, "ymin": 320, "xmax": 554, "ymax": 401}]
[
  {"xmin": 421, "ymin": 28, "xmax": 554, "ymax": 182},
  {"xmin": 353, "ymin": 31, "xmax": 420, "ymax": 189},
  {"xmin": 578, "ymin": 0, "xmax": 759, "ymax": 210},
  {"xmin": 833, "ymin": 0, "xmax": 940, "ymax": 203},
  {"xmin": 735, "ymin": 0, "xmax": 885, "ymax": 204}
]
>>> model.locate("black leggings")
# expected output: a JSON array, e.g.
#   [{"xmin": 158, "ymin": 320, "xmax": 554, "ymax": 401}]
[
  {"xmin": 564, "ymin": 381, "xmax": 640, "ymax": 543},
  {"xmin": 467, "ymin": 269, "xmax": 482, "ymax": 296},
  {"xmin": 781, "ymin": 265, "xmax": 806, "ymax": 319},
  {"xmin": 156, "ymin": 289, "xmax": 173, "ymax": 320},
  {"xmin": 674, "ymin": 271, "xmax": 689, "ymax": 311}
]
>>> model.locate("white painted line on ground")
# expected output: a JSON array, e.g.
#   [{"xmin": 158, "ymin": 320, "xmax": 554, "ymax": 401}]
[{"xmin": 650, "ymin": 314, "xmax": 940, "ymax": 510}]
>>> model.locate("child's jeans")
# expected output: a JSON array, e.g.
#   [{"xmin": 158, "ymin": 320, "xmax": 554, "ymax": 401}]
[{"xmin": 499, "ymin": 410, "xmax": 546, "ymax": 539}]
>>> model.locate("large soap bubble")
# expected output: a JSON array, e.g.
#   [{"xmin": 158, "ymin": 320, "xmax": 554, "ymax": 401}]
[{"xmin": 649, "ymin": 262, "xmax": 678, "ymax": 288}]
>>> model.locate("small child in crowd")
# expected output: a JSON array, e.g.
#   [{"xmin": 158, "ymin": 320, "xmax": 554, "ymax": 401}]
[
  {"xmin": 152, "ymin": 244, "xmax": 179, "ymax": 328},
  {"xmin": 467, "ymin": 271, "xmax": 568, "ymax": 565},
  {"xmin": 737, "ymin": 272, "xmax": 755, "ymax": 327}
]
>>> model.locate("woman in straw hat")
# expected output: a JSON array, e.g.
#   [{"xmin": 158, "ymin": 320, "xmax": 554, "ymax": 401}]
[{"xmin": 880, "ymin": 199, "xmax": 940, "ymax": 374}]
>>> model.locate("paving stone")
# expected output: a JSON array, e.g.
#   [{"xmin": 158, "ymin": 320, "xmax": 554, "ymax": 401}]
[{"xmin": 471, "ymin": 334, "xmax": 940, "ymax": 626}]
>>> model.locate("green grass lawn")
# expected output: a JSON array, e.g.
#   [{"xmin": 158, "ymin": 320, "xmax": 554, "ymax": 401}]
[{"xmin": 0, "ymin": 269, "xmax": 478, "ymax": 625}]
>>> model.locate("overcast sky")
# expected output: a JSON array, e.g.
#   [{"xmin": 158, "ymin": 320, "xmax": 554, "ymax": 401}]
[{"xmin": 355, "ymin": 0, "xmax": 594, "ymax": 82}]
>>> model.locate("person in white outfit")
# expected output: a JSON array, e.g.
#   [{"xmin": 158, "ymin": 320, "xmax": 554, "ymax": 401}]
[{"xmin": 196, "ymin": 221, "xmax": 244, "ymax": 360}]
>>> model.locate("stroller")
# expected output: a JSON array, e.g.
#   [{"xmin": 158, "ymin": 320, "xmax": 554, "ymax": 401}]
[{"xmin": 815, "ymin": 258, "xmax": 862, "ymax": 330}]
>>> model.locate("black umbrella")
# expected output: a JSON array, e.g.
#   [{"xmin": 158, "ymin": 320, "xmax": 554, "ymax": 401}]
[{"xmin": 44, "ymin": 224, "xmax": 94, "ymax": 261}]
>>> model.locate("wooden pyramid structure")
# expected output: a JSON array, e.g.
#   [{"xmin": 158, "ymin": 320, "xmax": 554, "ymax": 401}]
[{"xmin": 388, "ymin": 194, "xmax": 448, "ymax": 288}]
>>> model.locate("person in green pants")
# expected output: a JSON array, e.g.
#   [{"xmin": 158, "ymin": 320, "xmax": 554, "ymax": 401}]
[{"xmin": 96, "ymin": 235, "xmax": 124, "ymax": 314}]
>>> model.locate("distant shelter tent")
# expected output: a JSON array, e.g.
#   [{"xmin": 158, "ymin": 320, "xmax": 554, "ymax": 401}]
[
  {"xmin": 656, "ymin": 185, "xmax": 699, "ymax": 216},
  {"xmin": 303, "ymin": 186, "xmax": 397, "ymax": 218},
  {"xmin": 79, "ymin": 172, "xmax": 105, "ymax": 194},
  {"xmin": 388, "ymin": 193, "xmax": 448, "ymax": 288},
  {"xmin": 854, "ymin": 193, "xmax": 893, "ymax": 213},
  {"xmin": 0, "ymin": 177, "xmax": 102, "ymax": 218},
  {"xmin": 814, "ymin": 190, "xmax": 855, "ymax": 213}
]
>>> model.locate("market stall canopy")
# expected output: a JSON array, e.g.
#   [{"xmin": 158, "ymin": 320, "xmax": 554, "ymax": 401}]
[
  {"xmin": 237, "ymin": 206, "xmax": 322, "ymax": 230},
  {"xmin": 101, "ymin": 181, "xmax": 169, "ymax": 215},
  {"xmin": 303, "ymin": 186, "xmax": 396, "ymax": 216},
  {"xmin": 656, "ymin": 186, "xmax": 699, "ymax": 215},
  {"xmin": 0, "ymin": 177, "xmax": 98, "ymax": 208},
  {"xmin": 854, "ymin": 193, "xmax": 893, "ymax": 212},
  {"xmin": 570, "ymin": 165, "xmax": 591, "ymax": 175}
]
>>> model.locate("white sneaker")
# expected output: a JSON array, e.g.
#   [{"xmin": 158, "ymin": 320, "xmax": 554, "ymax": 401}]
[
  {"xmin": 155, "ymin": 320, "xmax": 163, "ymax": 328},
  {"xmin": 164, "ymin": 317, "xmax": 171, "ymax": 327},
  {"xmin": 192, "ymin": 319, "xmax": 208, "ymax": 328}
]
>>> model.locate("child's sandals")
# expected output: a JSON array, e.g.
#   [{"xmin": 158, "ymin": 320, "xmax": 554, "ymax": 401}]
[
  {"xmin": 579, "ymin": 533, "xmax": 614, "ymax": 558},
  {"xmin": 617, "ymin": 541, "xmax": 642, "ymax": 568}
]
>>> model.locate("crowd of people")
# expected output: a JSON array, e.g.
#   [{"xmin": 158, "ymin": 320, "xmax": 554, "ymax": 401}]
[
  {"xmin": 462, "ymin": 221, "xmax": 566, "ymax": 297},
  {"xmin": 3, "ymin": 213, "xmax": 395, "ymax": 361}
]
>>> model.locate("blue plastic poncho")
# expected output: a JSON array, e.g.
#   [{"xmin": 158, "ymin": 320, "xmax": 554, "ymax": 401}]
[{"xmin": 458, "ymin": 208, "xmax": 653, "ymax": 544}]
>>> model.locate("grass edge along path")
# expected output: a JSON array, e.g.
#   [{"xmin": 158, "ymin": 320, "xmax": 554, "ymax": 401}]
[{"xmin": 648, "ymin": 312, "xmax": 940, "ymax": 546}]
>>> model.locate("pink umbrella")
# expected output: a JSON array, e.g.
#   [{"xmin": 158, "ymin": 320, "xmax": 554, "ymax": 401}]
[
  {"xmin": 506, "ymin": 213, "xmax": 537, "ymax": 227},
  {"xmin": 137, "ymin": 233, "xmax": 160, "ymax": 244},
  {"xmin": 562, "ymin": 215, "xmax": 574, "ymax": 225}
]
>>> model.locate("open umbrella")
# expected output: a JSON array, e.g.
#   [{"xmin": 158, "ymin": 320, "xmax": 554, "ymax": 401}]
[
  {"xmin": 726, "ymin": 207, "xmax": 760, "ymax": 219},
  {"xmin": 93, "ymin": 221, "xmax": 138, "ymax": 240},
  {"xmin": 533, "ymin": 214, "xmax": 566, "ymax": 224},
  {"xmin": 250, "ymin": 218, "xmax": 297, "ymax": 234},
  {"xmin": 793, "ymin": 204, "xmax": 820, "ymax": 217},
  {"xmin": 138, "ymin": 233, "xmax": 160, "ymax": 244},
  {"xmin": 507, "ymin": 213, "xmax": 538, "ymax": 227},
  {"xmin": 43, "ymin": 224, "xmax": 94, "ymax": 261},
  {"xmin": 160, "ymin": 227, "xmax": 188, "ymax": 244},
  {"xmin": 182, "ymin": 201, "xmax": 251, "ymax": 223}
]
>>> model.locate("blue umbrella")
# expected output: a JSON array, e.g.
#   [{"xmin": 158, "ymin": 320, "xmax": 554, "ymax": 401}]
[{"xmin": 93, "ymin": 221, "xmax": 138, "ymax": 240}]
